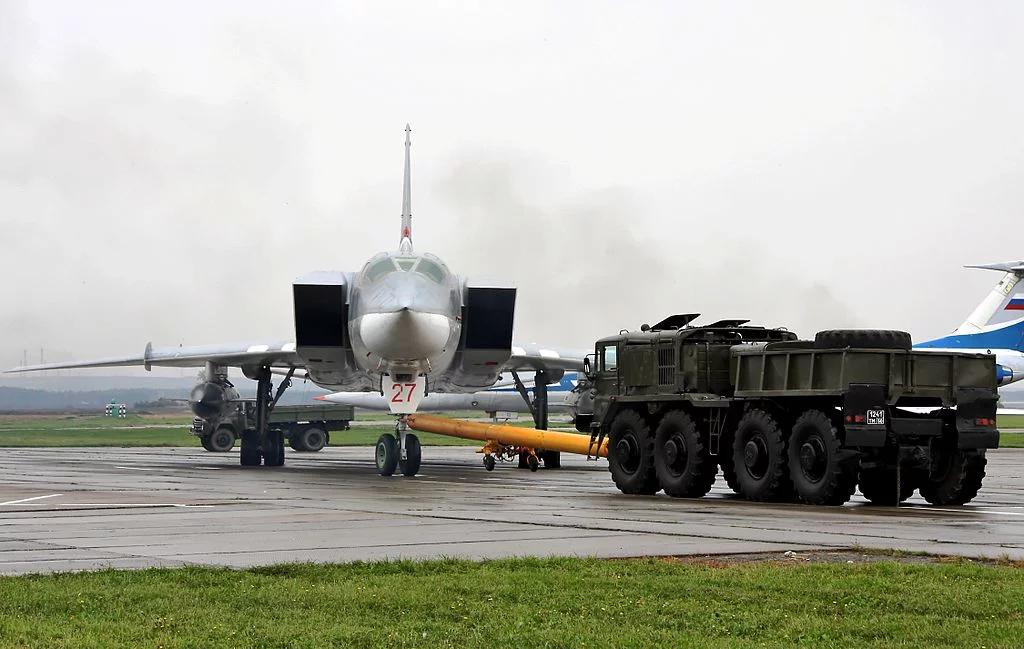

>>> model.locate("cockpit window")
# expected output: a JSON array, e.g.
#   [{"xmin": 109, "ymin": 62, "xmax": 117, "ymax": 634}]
[
  {"xmin": 415, "ymin": 258, "xmax": 446, "ymax": 283},
  {"xmin": 366, "ymin": 258, "xmax": 397, "ymax": 282},
  {"xmin": 395, "ymin": 258, "xmax": 416, "ymax": 271}
]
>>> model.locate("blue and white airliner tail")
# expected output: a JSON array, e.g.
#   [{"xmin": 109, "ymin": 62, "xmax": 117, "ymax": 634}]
[{"xmin": 915, "ymin": 260, "xmax": 1024, "ymax": 387}]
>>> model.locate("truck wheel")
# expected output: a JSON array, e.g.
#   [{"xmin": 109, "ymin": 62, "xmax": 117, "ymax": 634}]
[
  {"xmin": 295, "ymin": 427, "xmax": 327, "ymax": 453},
  {"xmin": 787, "ymin": 410, "xmax": 856, "ymax": 505},
  {"xmin": 207, "ymin": 426, "xmax": 235, "ymax": 453},
  {"xmin": 201, "ymin": 436, "xmax": 215, "ymax": 452},
  {"xmin": 858, "ymin": 467, "xmax": 916, "ymax": 505},
  {"xmin": 654, "ymin": 410, "xmax": 716, "ymax": 498},
  {"xmin": 732, "ymin": 409, "xmax": 790, "ymax": 501},
  {"xmin": 399, "ymin": 433, "xmax": 422, "ymax": 477},
  {"xmin": 375, "ymin": 434, "xmax": 399, "ymax": 476},
  {"xmin": 919, "ymin": 449, "xmax": 986, "ymax": 506},
  {"xmin": 813, "ymin": 329, "xmax": 912, "ymax": 350},
  {"xmin": 607, "ymin": 410, "xmax": 660, "ymax": 495}
]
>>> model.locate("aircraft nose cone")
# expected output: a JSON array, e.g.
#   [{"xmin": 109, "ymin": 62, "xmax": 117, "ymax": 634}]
[{"xmin": 360, "ymin": 310, "xmax": 452, "ymax": 361}]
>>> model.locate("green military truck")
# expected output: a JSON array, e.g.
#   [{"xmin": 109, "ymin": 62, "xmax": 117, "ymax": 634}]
[
  {"xmin": 576, "ymin": 314, "xmax": 999, "ymax": 506},
  {"xmin": 191, "ymin": 403, "xmax": 354, "ymax": 453}
]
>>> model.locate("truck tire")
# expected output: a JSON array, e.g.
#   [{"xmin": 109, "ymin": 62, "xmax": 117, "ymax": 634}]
[
  {"xmin": 207, "ymin": 426, "xmax": 235, "ymax": 453},
  {"xmin": 607, "ymin": 409, "xmax": 660, "ymax": 495},
  {"xmin": 294, "ymin": 427, "xmax": 327, "ymax": 453},
  {"xmin": 732, "ymin": 409, "xmax": 791, "ymax": 501},
  {"xmin": 201, "ymin": 436, "xmax": 215, "ymax": 452},
  {"xmin": 787, "ymin": 410, "xmax": 857, "ymax": 505},
  {"xmin": 858, "ymin": 467, "xmax": 916, "ymax": 505},
  {"xmin": 813, "ymin": 329, "xmax": 912, "ymax": 350},
  {"xmin": 919, "ymin": 449, "xmax": 986, "ymax": 506},
  {"xmin": 653, "ymin": 410, "xmax": 716, "ymax": 498}
]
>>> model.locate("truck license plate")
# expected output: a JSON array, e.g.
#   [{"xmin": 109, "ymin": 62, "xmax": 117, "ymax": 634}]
[{"xmin": 866, "ymin": 409, "xmax": 885, "ymax": 425}]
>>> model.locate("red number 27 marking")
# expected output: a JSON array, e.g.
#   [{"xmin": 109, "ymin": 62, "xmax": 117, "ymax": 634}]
[{"xmin": 390, "ymin": 383, "xmax": 418, "ymax": 403}]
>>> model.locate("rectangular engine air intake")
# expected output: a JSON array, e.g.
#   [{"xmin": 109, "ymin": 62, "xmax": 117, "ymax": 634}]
[
  {"xmin": 294, "ymin": 283, "xmax": 349, "ymax": 348},
  {"xmin": 464, "ymin": 286, "xmax": 516, "ymax": 350}
]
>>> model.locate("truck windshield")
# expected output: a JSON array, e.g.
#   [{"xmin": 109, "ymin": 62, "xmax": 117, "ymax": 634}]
[{"xmin": 602, "ymin": 345, "xmax": 617, "ymax": 371}]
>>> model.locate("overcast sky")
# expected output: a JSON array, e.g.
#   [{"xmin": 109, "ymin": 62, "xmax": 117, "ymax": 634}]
[{"xmin": 1, "ymin": 1, "xmax": 1021, "ymax": 375}]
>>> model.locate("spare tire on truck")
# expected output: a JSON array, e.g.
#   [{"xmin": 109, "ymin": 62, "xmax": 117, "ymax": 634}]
[{"xmin": 813, "ymin": 329, "xmax": 912, "ymax": 350}]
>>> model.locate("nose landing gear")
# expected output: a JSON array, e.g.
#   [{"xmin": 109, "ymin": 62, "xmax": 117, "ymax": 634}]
[{"xmin": 376, "ymin": 414, "xmax": 422, "ymax": 477}]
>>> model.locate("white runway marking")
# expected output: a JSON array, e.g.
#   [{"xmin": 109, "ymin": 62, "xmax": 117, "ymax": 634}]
[
  {"xmin": 926, "ymin": 507, "xmax": 1024, "ymax": 517},
  {"xmin": 0, "ymin": 494, "xmax": 62, "ymax": 507},
  {"xmin": 114, "ymin": 466, "xmax": 157, "ymax": 471},
  {"xmin": 56, "ymin": 503, "xmax": 213, "ymax": 509}
]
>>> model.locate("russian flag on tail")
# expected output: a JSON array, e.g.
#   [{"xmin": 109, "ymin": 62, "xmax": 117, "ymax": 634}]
[{"xmin": 1006, "ymin": 297, "xmax": 1024, "ymax": 311}]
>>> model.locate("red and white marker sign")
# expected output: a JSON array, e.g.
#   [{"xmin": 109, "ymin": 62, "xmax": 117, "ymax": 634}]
[{"xmin": 385, "ymin": 376, "xmax": 426, "ymax": 414}]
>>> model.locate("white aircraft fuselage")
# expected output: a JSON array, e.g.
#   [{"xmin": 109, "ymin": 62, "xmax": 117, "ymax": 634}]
[{"xmin": 348, "ymin": 249, "xmax": 463, "ymax": 383}]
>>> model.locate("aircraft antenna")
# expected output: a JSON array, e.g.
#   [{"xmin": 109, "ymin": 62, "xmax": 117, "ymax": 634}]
[{"xmin": 400, "ymin": 124, "xmax": 413, "ymax": 253}]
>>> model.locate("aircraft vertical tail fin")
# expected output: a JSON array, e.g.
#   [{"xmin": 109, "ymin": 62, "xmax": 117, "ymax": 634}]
[
  {"xmin": 954, "ymin": 261, "xmax": 1024, "ymax": 334},
  {"xmin": 399, "ymin": 124, "xmax": 413, "ymax": 254}
]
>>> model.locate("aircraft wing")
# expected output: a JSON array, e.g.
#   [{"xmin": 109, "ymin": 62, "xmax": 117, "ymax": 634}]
[
  {"xmin": 5, "ymin": 341, "xmax": 302, "ymax": 373},
  {"xmin": 503, "ymin": 342, "xmax": 590, "ymax": 373}
]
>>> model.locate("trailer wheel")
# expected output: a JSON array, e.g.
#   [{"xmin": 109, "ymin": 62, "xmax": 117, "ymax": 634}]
[
  {"xmin": 919, "ymin": 449, "xmax": 986, "ymax": 506},
  {"xmin": 732, "ymin": 409, "xmax": 790, "ymax": 501},
  {"xmin": 858, "ymin": 467, "xmax": 916, "ymax": 505},
  {"xmin": 375, "ymin": 434, "xmax": 399, "ymax": 476},
  {"xmin": 607, "ymin": 410, "xmax": 660, "ymax": 495},
  {"xmin": 207, "ymin": 426, "xmax": 235, "ymax": 453},
  {"xmin": 654, "ymin": 410, "xmax": 716, "ymax": 498},
  {"xmin": 399, "ymin": 433, "xmax": 422, "ymax": 477},
  {"xmin": 787, "ymin": 410, "xmax": 856, "ymax": 505},
  {"xmin": 813, "ymin": 329, "xmax": 912, "ymax": 350},
  {"xmin": 295, "ymin": 427, "xmax": 327, "ymax": 453},
  {"xmin": 518, "ymin": 450, "xmax": 530, "ymax": 469},
  {"xmin": 527, "ymin": 453, "xmax": 540, "ymax": 472}
]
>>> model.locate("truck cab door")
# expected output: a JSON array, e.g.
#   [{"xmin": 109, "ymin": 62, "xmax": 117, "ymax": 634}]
[{"xmin": 595, "ymin": 343, "xmax": 620, "ymax": 397}]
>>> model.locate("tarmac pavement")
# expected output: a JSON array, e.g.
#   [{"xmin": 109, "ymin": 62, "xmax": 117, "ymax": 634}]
[{"xmin": 1, "ymin": 446, "xmax": 1023, "ymax": 575}]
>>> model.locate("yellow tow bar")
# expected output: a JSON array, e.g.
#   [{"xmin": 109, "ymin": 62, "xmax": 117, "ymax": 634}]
[{"xmin": 406, "ymin": 413, "xmax": 609, "ymax": 471}]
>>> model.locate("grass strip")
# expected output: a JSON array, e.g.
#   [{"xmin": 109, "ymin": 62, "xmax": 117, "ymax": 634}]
[
  {"xmin": 997, "ymin": 432, "xmax": 1024, "ymax": 448},
  {"xmin": 0, "ymin": 557, "xmax": 1021, "ymax": 648},
  {"xmin": 999, "ymin": 413, "xmax": 1024, "ymax": 429}
]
